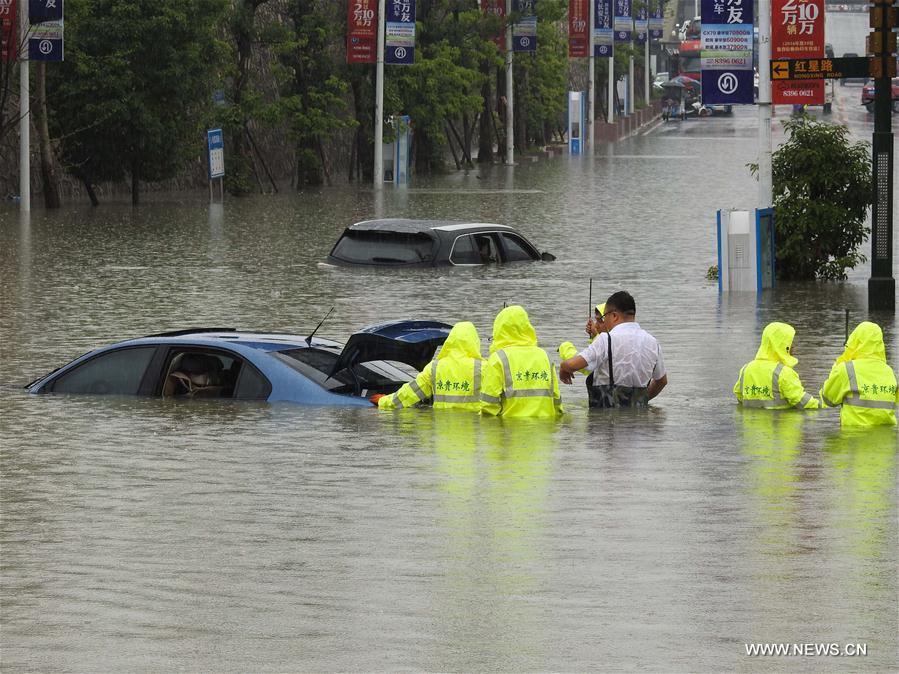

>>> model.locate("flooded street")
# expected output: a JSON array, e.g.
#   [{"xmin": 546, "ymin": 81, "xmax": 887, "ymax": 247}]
[{"xmin": 1, "ymin": 16, "xmax": 897, "ymax": 670}]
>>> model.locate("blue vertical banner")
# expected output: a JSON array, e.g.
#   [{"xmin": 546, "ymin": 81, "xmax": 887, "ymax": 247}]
[
  {"xmin": 649, "ymin": 0, "xmax": 664, "ymax": 41},
  {"xmin": 207, "ymin": 129, "xmax": 225, "ymax": 179},
  {"xmin": 594, "ymin": 0, "xmax": 613, "ymax": 57},
  {"xmin": 634, "ymin": 5, "xmax": 648, "ymax": 45},
  {"xmin": 613, "ymin": 0, "xmax": 631, "ymax": 42},
  {"xmin": 385, "ymin": 0, "xmax": 416, "ymax": 65},
  {"xmin": 28, "ymin": 0, "xmax": 64, "ymax": 61},
  {"xmin": 512, "ymin": 0, "xmax": 537, "ymax": 52},
  {"xmin": 700, "ymin": 0, "xmax": 754, "ymax": 104}
]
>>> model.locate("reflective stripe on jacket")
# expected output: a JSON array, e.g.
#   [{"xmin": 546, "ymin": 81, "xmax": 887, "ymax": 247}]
[
  {"xmin": 481, "ymin": 347, "xmax": 563, "ymax": 418},
  {"xmin": 734, "ymin": 361, "xmax": 818, "ymax": 409}
]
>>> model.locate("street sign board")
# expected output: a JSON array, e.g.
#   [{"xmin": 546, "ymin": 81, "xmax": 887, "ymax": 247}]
[
  {"xmin": 346, "ymin": 0, "xmax": 377, "ymax": 64},
  {"xmin": 770, "ymin": 56, "xmax": 870, "ymax": 80},
  {"xmin": 28, "ymin": 19, "xmax": 62, "ymax": 61},
  {"xmin": 512, "ymin": 0, "xmax": 537, "ymax": 52},
  {"xmin": 207, "ymin": 128, "xmax": 225, "ymax": 180},
  {"xmin": 385, "ymin": 0, "xmax": 416, "ymax": 64},
  {"xmin": 594, "ymin": 0, "xmax": 613, "ymax": 57},
  {"xmin": 28, "ymin": 0, "xmax": 60, "ymax": 23},
  {"xmin": 772, "ymin": 0, "xmax": 825, "ymax": 104},
  {"xmin": 700, "ymin": 0, "xmax": 755, "ymax": 105},
  {"xmin": 569, "ymin": 0, "xmax": 588, "ymax": 58}
]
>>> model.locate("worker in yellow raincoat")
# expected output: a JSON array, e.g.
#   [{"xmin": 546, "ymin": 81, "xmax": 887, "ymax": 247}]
[
  {"xmin": 819, "ymin": 321, "xmax": 897, "ymax": 426},
  {"xmin": 559, "ymin": 303, "xmax": 607, "ymax": 402},
  {"xmin": 376, "ymin": 321, "xmax": 484, "ymax": 411},
  {"xmin": 481, "ymin": 305, "xmax": 563, "ymax": 419},
  {"xmin": 734, "ymin": 321, "xmax": 819, "ymax": 409}
]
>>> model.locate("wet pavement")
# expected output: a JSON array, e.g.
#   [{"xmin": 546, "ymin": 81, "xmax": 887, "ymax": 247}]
[{"xmin": 1, "ymin": 13, "xmax": 896, "ymax": 672}]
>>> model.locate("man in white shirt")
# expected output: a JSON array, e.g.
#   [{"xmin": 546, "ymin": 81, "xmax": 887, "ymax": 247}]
[{"xmin": 559, "ymin": 291, "xmax": 667, "ymax": 407}]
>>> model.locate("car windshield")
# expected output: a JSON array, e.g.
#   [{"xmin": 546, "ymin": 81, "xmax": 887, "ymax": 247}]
[
  {"xmin": 274, "ymin": 348, "xmax": 416, "ymax": 394},
  {"xmin": 331, "ymin": 229, "xmax": 435, "ymax": 264}
]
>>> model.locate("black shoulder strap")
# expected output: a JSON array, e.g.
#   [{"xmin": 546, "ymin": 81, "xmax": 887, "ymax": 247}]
[{"xmin": 607, "ymin": 332, "xmax": 614, "ymax": 388}]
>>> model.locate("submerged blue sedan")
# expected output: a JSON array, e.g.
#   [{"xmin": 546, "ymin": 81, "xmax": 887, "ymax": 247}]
[{"xmin": 25, "ymin": 320, "xmax": 453, "ymax": 407}]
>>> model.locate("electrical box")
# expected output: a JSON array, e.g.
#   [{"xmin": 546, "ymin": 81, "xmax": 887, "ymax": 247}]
[
  {"xmin": 568, "ymin": 91, "xmax": 586, "ymax": 155},
  {"xmin": 383, "ymin": 115, "xmax": 412, "ymax": 185},
  {"xmin": 717, "ymin": 208, "xmax": 776, "ymax": 293}
]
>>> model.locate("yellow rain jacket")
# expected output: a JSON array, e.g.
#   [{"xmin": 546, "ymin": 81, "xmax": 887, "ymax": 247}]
[
  {"xmin": 734, "ymin": 322, "xmax": 819, "ymax": 409},
  {"xmin": 379, "ymin": 321, "xmax": 484, "ymax": 411},
  {"xmin": 558, "ymin": 303, "xmax": 606, "ymax": 373},
  {"xmin": 819, "ymin": 322, "xmax": 897, "ymax": 426},
  {"xmin": 481, "ymin": 306, "xmax": 563, "ymax": 419}
]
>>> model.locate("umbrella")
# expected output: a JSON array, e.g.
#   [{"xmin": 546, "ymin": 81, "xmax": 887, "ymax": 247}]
[{"xmin": 668, "ymin": 75, "xmax": 701, "ymax": 92}]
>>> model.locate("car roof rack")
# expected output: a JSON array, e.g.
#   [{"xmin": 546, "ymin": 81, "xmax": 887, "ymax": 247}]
[{"xmin": 146, "ymin": 327, "xmax": 238, "ymax": 337}]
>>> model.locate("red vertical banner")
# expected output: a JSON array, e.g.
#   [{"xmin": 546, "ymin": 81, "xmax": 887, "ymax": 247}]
[
  {"xmin": 347, "ymin": 0, "xmax": 377, "ymax": 64},
  {"xmin": 771, "ymin": 0, "xmax": 825, "ymax": 104},
  {"xmin": 483, "ymin": 0, "xmax": 506, "ymax": 51},
  {"xmin": 1, "ymin": 0, "xmax": 17, "ymax": 62},
  {"xmin": 569, "ymin": 0, "xmax": 588, "ymax": 57}
]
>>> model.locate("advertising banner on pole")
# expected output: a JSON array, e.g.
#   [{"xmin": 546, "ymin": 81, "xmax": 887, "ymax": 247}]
[
  {"xmin": 613, "ymin": 0, "xmax": 630, "ymax": 42},
  {"xmin": 512, "ymin": 0, "xmax": 537, "ymax": 52},
  {"xmin": 700, "ymin": 0, "xmax": 754, "ymax": 104},
  {"xmin": 347, "ymin": 0, "xmax": 377, "ymax": 63},
  {"xmin": 594, "ymin": 0, "xmax": 613, "ymax": 56},
  {"xmin": 771, "ymin": 0, "xmax": 824, "ymax": 104},
  {"xmin": 569, "ymin": 0, "xmax": 588, "ymax": 57},
  {"xmin": 634, "ymin": 6, "xmax": 647, "ymax": 45},
  {"xmin": 649, "ymin": 0, "xmax": 664, "ymax": 41},
  {"xmin": 385, "ymin": 0, "xmax": 416, "ymax": 65},
  {"xmin": 28, "ymin": 0, "xmax": 63, "ymax": 61},
  {"xmin": 207, "ymin": 129, "xmax": 225, "ymax": 180},
  {"xmin": 1, "ymin": 0, "xmax": 17, "ymax": 62},
  {"xmin": 482, "ymin": 0, "xmax": 506, "ymax": 50}
]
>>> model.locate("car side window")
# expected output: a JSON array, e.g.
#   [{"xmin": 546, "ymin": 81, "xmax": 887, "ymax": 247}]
[
  {"xmin": 500, "ymin": 233, "xmax": 538, "ymax": 262},
  {"xmin": 450, "ymin": 235, "xmax": 482, "ymax": 265},
  {"xmin": 472, "ymin": 234, "xmax": 500, "ymax": 263},
  {"xmin": 161, "ymin": 349, "xmax": 269, "ymax": 400},
  {"xmin": 51, "ymin": 346, "xmax": 156, "ymax": 395}
]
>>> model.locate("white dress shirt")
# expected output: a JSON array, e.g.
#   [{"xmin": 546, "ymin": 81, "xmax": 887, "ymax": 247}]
[{"xmin": 578, "ymin": 322, "xmax": 666, "ymax": 387}]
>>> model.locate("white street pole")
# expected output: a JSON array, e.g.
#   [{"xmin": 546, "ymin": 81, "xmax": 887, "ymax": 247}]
[
  {"xmin": 19, "ymin": 2, "xmax": 30, "ymax": 212},
  {"xmin": 505, "ymin": 0, "xmax": 514, "ymax": 165},
  {"xmin": 758, "ymin": 0, "xmax": 772, "ymax": 208},
  {"xmin": 628, "ymin": 53, "xmax": 634, "ymax": 113},
  {"xmin": 608, "ymin": 47, "xmax": 615, "ymax": 122},
  {"xmin": 588, "ymin": 0, "xmax": 595, "ymax": 153},
  {"xmin": 694, "ymin": 0, "xmax": 699, "ymax": 19},
  {"xmin": 644, "ymin": 38, "xmax": 650, "ymax": 106},
  {"xmin": 373, "ymin": 0, "xmax": 386, "ymax": 187}
]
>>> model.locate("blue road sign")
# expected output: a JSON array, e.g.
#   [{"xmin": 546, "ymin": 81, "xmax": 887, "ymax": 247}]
[
  {"xmin": 29, "ymin": 0, "xmax": 62, "ymax": 24},
  {"xmin": 207, "ymin": 128, "xmax": 225, "ymax": 180},
  {"xmin": 701, "ymin": 0, "xmax": 754, "ymax": 104},
  {"xmin": 385, "ymin": 0, "xmax": 415, "ymax": 65}
]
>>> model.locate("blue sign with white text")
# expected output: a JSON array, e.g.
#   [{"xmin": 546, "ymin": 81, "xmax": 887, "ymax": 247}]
[
  {"xmin": 614, "ymin": 0, "xmax": 631, "ymax": 42},
  {"xmin": 385, "ymin": 0, "xmax": 416, "ymax": 65},
  {"xmin": 512, "ymin": 0, "xmax": 537, "ymax": 52},
  {"xmin": 29, "ymin": 0, "xmax": 63, "ymax": 24},
  {"xmin": 700, "ymin": 0, "xmax": 754, "ymax": 104},
  {"xmin": 207, "ymin": 128, "xmax": 225, "ymax": 179},
  {"xmin": 594, "ymin": 0, "xmax": 613, "ymax": 57}
]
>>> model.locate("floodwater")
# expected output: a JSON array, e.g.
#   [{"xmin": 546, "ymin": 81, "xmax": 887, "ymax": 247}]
[{"xmin": 1, "ymin": 20, "xmax": 897, "ymax": 674}]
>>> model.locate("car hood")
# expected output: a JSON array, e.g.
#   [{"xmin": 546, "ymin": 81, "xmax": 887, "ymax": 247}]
[{"xmin": 329, "ymin": 320, "xmax": 454, "ymax": 376}]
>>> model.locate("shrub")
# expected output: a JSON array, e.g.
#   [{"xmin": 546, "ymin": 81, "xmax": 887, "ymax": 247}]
[{"xmin": 750, "ymin": 116, "xmax": 872, "ymax": 281}]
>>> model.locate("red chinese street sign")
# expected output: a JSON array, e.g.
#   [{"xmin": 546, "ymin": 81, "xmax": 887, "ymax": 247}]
[
  {"xmin": 1, "ymin": 0, "xmax": 17, "ymax": 62},
  {"xmin": 771, "ymin": 0, "xmax": 825, "ymax": 104},
  {"xmin": 483, "ymin": 0, "xmax": 506, "ymax": 51},
  {"xmin": 347, "ymin": 0, "xmax": 377, "ymax": 64},
  {"xmin": 569, "ymin": 0, "xmax": 588, "ymax": 57}
]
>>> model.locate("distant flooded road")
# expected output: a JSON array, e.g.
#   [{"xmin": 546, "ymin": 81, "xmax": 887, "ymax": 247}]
[{"xmin": 1, "ymin": 14, "xmax": 896, "ymax": 671}]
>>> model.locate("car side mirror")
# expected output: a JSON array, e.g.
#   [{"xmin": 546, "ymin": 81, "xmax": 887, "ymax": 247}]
[{"xmin": 541, "ymin": 252, "xmax": 556, "ymax": 262}]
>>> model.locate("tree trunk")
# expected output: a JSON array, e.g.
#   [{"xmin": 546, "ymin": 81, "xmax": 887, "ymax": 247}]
[
  {"xmin": 80, "ymin": 173, "xmax": 99, "ymax": 207},
  {"xmin": 35, "ymin": 63, "xmax": 60, "ymax": 209},
  {"xmin": 444, "ymin": 124, "xmax": 461, "ymax": 170},
  {"xmin": 478, "ymin": 63, "xmax": 493, "ymax": 163}
]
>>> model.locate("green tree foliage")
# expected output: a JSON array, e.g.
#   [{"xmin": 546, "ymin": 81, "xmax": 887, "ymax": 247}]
[
  {"xmin": 751, "ymin": 116, "xmax": 872, "ymax": 281},
  {"xmin": 48, "ymin": 0, "xmax": 227, "ymax": 204}
]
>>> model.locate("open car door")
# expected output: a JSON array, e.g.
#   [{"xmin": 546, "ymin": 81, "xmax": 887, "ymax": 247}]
[{"xmin": 328, "ymin": 320, "xmax": 453, "ymax": 378}]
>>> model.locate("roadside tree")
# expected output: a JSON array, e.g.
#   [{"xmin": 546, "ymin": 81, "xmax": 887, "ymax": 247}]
[{"xmin": 750, "ymin": 116, "xmax": 872, "ymax": 281}]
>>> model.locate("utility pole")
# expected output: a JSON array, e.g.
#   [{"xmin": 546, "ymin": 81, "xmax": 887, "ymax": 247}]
[
  {"xmin": 588, "ymin": 0, "xmax": 595, "ymax": 153},
  {"xmin": 505, "ymin": 0, "xmax": 514, "ymax": 165},
  {"xmin": 867, "ymin": 0, "xmax": 896, "ymax": 311},
  {"xmin": 19, "ymin": 0, "xmax": 30, "ymax": 212},
  {"xmin": 373, "ymin": 0, "xmax": 386, "ymax": 187},
  {"xmin": 608, "ymin": 46, "xmax": 615, "ymax": 123},
  {"xmin": 757, "ymin": 0, "xmax": 772, "ymax": 209}
]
